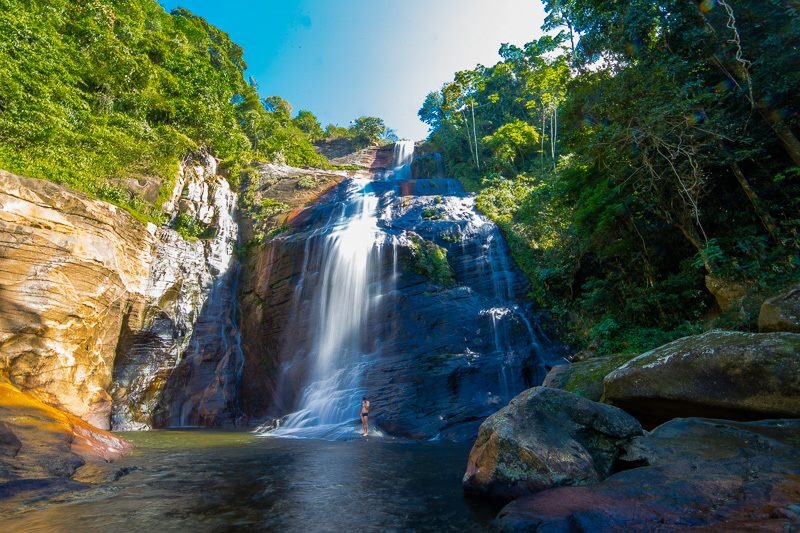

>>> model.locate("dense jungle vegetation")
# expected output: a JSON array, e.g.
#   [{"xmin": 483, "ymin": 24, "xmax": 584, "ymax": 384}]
[
  {"xmin": 420, "ymin": 0, "xmax": 800, "ymax": 353},
  {"xmin": 0, "ymin": 0, "xmax": 393, "ymax": 222}
]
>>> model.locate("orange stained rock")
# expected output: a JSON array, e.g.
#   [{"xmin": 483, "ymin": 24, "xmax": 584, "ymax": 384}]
[{"xmin": 0, "ymin": 377, "xmax": 132, "ymax": 470}]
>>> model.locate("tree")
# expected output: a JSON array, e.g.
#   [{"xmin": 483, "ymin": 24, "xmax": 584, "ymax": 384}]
[
  {"xmin": 482, "ymin": 120, "xmax": 540, "ymax": 173},
  {"xmin": 349, "ymin": 116, "xmax": 387, "ymax": 145},
  {"xmin": 419, "ymin": 91, "xmax": 444, "ymax": 132},
  {"xmin": 263, "ymin": 96, "xmax": 292, "ymax": 123},
  {"xmin": 293, "ymin": 110, "xmax": 324, "ymax": 141}
]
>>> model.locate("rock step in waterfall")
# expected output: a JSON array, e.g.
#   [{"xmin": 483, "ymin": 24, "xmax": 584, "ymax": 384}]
[{"xmin": 256, "ymin": 141, "xmax": 564, "ymax": 441}]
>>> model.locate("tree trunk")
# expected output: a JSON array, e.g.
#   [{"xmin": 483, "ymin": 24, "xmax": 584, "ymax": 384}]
[
  {"xmin": 757, "ymin": 100, "xmax": 800, "ymax": 166},
  {"xmin": 730, "ymin": 162, "xmax": 778, "ymax": 238},
  {"xmin": 665, "ymin": 214, "xmax": 712, "ymax": 273}
]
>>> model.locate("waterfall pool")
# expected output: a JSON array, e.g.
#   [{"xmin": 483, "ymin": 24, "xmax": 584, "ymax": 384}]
[{"xmin": 0, "ymin": 430, "xmax": 500, "ymax": 531}]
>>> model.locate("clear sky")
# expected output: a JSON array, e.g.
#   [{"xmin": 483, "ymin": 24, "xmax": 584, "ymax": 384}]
[{"xmin": 158, "ymin": 1, "xmax": 546, "ymax": 140}]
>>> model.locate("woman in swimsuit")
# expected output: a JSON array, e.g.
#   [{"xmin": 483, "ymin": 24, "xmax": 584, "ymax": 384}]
[{"xmin": 360, "ymin": 396, "xmax": 370, "ymax": 436}]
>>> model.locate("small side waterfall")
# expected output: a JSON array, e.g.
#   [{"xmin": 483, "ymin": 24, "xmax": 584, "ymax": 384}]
[
  {"xmin": 111, "ymin": 155, "xmax": 245, "ymax": 429},
  {"xmin": 391, "ymin": 140, "xmax": 415, "ymax": 180}
]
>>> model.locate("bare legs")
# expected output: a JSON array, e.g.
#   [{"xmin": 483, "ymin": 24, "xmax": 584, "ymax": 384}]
[{"xmin": 361, "ymin": 414, "xmax": 368, "ymax": 436}]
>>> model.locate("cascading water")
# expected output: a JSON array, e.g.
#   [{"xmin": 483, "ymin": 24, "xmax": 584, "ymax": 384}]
[
  {"xmin": 262, "ymin": 177, "xmax": 388, "ymax": 439},
  {"xmin": 391, "ymin": 140, "xmax": 415, "ymax": 180},
  {"xmin": 257, "ymin": 142, "xmax": 563, "ymax": 441}
]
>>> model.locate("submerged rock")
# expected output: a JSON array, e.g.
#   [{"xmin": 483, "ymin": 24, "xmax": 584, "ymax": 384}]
[
  {"xmin": 759, "ymin": 285, "xmax": 800, "ymax": 333},
  {"xmin": 604, "ymin": 330, "xmax": 800, "ymax": 420},
  {"xmin": 462, "ymin": 387, "xmax": 642, "ymax": 500},
  {"xmin": 542, "ymin": 353, "xmax": 636, "ymax": 402},
  {"xmin": 0, "ymin": 378, "xmax": 131, "ymax": 485},
  {"xmin": 498, "ymin": 417, "xmax": 800, "ymax": 531}
]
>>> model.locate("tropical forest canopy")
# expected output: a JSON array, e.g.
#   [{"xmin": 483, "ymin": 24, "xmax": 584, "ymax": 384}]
[
  {"xmin": 0, "ymin": 0, "xmax": 393, "ymax": 221},
  {"xmin": 420, "ymin": 0, "xmax": 800, "ymax": 353}
]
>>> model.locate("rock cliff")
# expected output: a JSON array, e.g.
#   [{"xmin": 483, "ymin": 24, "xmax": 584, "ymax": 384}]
[
  {"xmin": 0, "ymin": 169, "xmax": 158, "ymax": 429},
  {"xmin": 240, "ymin": 164, "xmax": 565, "ymax": 440},
  {"xmin": 1, "ymin": 152, "xmax": 241, "ymax": 431}
]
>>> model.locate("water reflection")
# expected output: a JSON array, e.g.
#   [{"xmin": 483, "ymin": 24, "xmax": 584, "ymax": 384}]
[{"xmin": 0, "ymin": 431, "xmax": 499, "ymax": 532}]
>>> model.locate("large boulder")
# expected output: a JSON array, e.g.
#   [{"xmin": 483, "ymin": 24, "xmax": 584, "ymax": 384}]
[
  {"xmin": 759, "ymin": 285, "xmax": 800, "ymax": 333},
  {"xmin": 462, "ymin": 387, "xmax": 642, "ymax": 500},
  {"xmin": 543, "ymin": 353, "xmax": 637, "ymax": 401},
  {"xmin": 498, "ymin": 417, "xmax": 800, "ymax": 531},
  {"xmin": 0, "ymin": 378, "xmax": 132, "ymax": 486},
  {"xmin": 604, "ymin": 330, "xmax": 800, "ymax": 420}
]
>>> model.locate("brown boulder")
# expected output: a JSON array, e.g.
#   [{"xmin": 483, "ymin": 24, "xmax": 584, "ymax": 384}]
[
  {"xmin": 759, "ymin": 285, "xmax": 800, "ymax": 333},
  {"xmin": 604, "ymin": 330, "xmax": 800, "ymax": 420},
  {"xmin": 705, "ymin": 275, "xmax": 749, "ymax": 312},
  {"xmin": 462, "ymin": 387, "xmax": 642, "ymax": 500}
]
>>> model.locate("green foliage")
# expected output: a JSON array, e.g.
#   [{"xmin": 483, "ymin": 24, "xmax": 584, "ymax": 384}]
[
  {"xmin": 482, "ymin": 120, "xmax": 540, "ymax": 173},
  {"xmin": 172, "ymin": 212, "xmax": 212, "ymax": 241},
  {"xmin": 323, "ymin": 123, "xmax": 350, "ymax": 139},
  {"xmin": 296, "ymin": 175, "xmax": 319, "ymax": 189},
  {"xmin": 0, "ymin": 0, "xmax": 330, "ymax": 220},
  {"xmin": 421, "ymin": 0, "xmax": 800, "ymax": 352},
  {"xmin": 292, "ymin": 110, "xmax": 324, "ymax": 141},
  {"xmin": 421, "ymin": 207, "xmax": 443, "ymax": 220},
  {"xmin": 407, "ymin": 234, "xmax": 455, "ymax": 287},
  {"xmin": 257, "ymin": 198, "xmax": 290, "ymax": 218},
  {"xmin": 348, "ymin": 116, "xmax": 389, "ymax": 146}
]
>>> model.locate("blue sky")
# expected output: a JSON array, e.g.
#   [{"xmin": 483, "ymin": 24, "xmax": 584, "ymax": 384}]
[{"xmin": 159, "ymin": 1, "xmax": 545, "ymax": 140}]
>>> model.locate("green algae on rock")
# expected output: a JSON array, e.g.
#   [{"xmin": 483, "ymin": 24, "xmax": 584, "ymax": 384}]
[{"xmin": 604, "ymin": 330, "xmax": 800, "ymax": 420}]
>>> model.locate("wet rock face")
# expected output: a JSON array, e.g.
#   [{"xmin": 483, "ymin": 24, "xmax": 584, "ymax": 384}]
[
  {"xmin": 0, "ymin": 170, "xmax": 157, "ymax": 429},
  {"xmin": 603, "ymin": 330, "xmax": 800, "ymax": 421},
  {"xmin": 243, "ymin": 177, "xmax": 565, "ymax": 439},
  {"xmin": 111, "ymin": 154, "xmax": 242, "ymax": 430},
  {"xmin": 498, "ymin": 418, "xmax": 800, "ymax": 531},
  {"xmin": 462, "ymin": 387, "xmax": 642, "ymax": 500}
]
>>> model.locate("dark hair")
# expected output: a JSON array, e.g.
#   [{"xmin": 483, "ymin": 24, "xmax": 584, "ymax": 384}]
[{"xmin": 362, "ymin": 396, "xmax": 367, "ymax": 401}]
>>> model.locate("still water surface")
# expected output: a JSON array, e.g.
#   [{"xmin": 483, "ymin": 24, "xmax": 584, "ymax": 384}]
[{"xmin": 0, "ymin": 431, "xmax": 499, "ymax": 532}]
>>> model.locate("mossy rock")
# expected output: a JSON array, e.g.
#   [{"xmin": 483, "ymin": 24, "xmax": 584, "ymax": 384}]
[
  {"xmin": 543, "ymin": 353, "xmax": 639, "ymax": 402},
  {"xmin": 604, "ymin": 330, "xmax": 800, "ymax": 420},
  {"xmin": 406, "ymin": 233, "xmax": 454, "ymax": 286}
]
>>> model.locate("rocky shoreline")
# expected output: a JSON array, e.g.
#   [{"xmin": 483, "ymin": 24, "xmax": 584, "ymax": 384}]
[{"xmin": 464, "ymin": 286, "xmax": 800, "ymax": 530}]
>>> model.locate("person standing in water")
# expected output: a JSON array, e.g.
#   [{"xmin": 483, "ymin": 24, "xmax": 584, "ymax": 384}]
[{"xmin": 360, "ymin": 397, "xmax": 370, "ymax": 436}]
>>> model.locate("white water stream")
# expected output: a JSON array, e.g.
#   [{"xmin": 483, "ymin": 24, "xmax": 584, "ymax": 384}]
[{"xmin": 259, "ymin": 144, "xmax": 414, "ymax": 439}]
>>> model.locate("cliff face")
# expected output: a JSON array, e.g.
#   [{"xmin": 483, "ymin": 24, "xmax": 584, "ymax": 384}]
[
  {"xmin": 0, "ymin": 153, "xmax": 240, "ymax": 431},
  {"xmin": 0, "ymin": 170, "xmax": 158, "ymax": 429},
  {"xmin": 110, "ymin": 154, "xmax": 241, "ymax": 429}
]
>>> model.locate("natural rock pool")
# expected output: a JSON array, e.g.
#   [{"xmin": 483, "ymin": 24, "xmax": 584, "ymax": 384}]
[{"xmin": 0, "ymin": 431, "xmax": 500, "ymax": 531}]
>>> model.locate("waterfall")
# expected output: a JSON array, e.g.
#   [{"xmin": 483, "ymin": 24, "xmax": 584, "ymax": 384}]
[
  {"xmin": 391, "ymin": 140, "xmax": 415, "ymax": 181},
  {"xmin": 260, "ymin": 181, "xmax": 389, "ymax": 439},
  {"xmin": 111, "ymin": 156, "xmax": 245, "ymax": 430},
  {"xmin": 256, "ymin": 140, "xmax": 562, "ymax": 441},
  {"xmin": 393, "ymin": 140, "xmax": 415, "ymax": 168}
]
